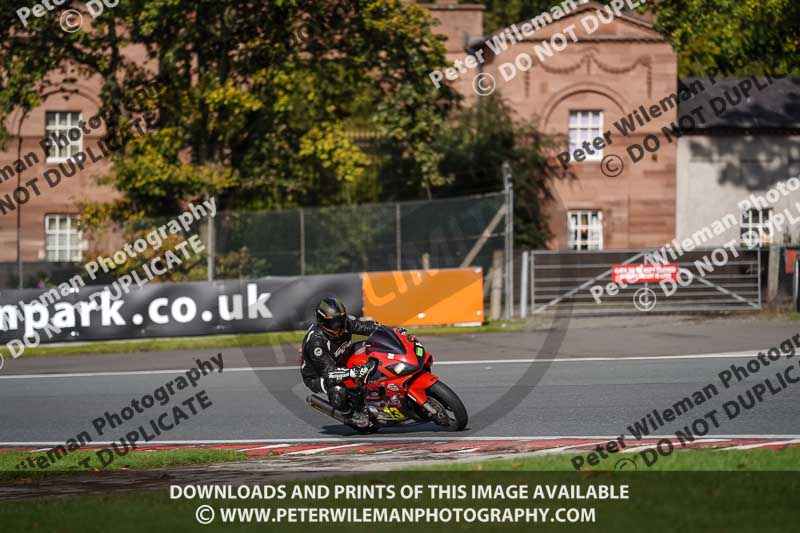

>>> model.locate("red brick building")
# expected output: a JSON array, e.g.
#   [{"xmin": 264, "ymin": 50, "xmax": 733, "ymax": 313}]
[
  {"xmin": 0, "ymin": 65, "xmax": 116, "ymax": 265},
  {"xmin": 0, "ymin": 1, "xmax": 678, "ymax": 270},
  {"xmin": 426, "ymin": 1, "xmax": 678, "ymax": 250}
]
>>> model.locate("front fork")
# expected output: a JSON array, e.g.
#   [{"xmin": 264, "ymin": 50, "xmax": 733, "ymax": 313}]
[{"xmin": 407, "ymin": 371, "xmax": 440, "ymax": 414}]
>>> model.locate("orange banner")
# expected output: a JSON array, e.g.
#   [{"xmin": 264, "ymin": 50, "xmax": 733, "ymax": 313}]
[{"xmin": 362, "ymin": 268, "xmax": 484, "ymax": 326}]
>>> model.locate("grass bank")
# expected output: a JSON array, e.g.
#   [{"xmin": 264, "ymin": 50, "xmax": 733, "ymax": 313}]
[{"xmin": 0, "ymin": 448, "xmax": 247, "ymax": 481}]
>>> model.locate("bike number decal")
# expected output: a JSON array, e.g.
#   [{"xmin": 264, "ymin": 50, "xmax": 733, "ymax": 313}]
[{"xmin": 382, "ymin": 407, "xmax": 405, "ymax": 419}]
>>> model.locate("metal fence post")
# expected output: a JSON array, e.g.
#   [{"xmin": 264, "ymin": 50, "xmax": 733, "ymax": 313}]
[
  {"xmin": 767, "ymin": 242, "xmax": 780, "ymax": 307},
  {"xmin": 503, "ymin": 161, "xmax": 514, "ymax": 320},
  {"xmin": 520, "ymin": 251, "xmax": 529, "ymax": 318},
  {"xmin": 490, "ymin": 249, "xmax": 503, "ymax": 321},
  {"xmin": 395, "ymin": 203, "xmax": 402, "ymax": 270},
  {"xmin": 299, "ymin": 208, "xmax": 306, "ymax": 276},
  {"xmin": 530, "ymin": 251, "xmax": 536, "ymax": 313},
  {"xmin": 758, "ymin": 248, "xmax": 762, "ymax": 308},
  {"xmin": 794, "ymin": 255, "xmax": 799, "ymax": 313},
  {"xmin": 206, "ymin": 193, "xmax": 215, "ymax": 281}
]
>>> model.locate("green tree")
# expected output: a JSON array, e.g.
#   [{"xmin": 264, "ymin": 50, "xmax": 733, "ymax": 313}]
[
  {"xmin": 469, "ymin": 0, "xmax": 800, "ymax": 77},
  {"xmin": 650, "ymin": 0, "xmax": 800, "ymax": 76},
  {"xmin": 0, "ymin": 0, "xmax": 458, "ymax": 223},
  {"xmin": 462, "ymin": 0, "xmax": 617, "ymax": 34},
  {"xmin": 470, "ymin": 0, "xmax": 564, "ymax": 33}
]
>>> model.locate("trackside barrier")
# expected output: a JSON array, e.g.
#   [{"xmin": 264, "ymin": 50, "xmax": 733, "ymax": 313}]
[
  {"xmin": 0, "ymin": 268, "xmax": 484, "ymax": 346},
  {"xmin": 362, "ymin": 268, "xmax": 484, "ymax": 327}
]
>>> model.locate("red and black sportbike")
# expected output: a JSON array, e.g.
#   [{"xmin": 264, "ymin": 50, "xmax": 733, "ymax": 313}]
[{"xmin": 307, "ymin": 326, "xmax": 468, "ymax": 432}]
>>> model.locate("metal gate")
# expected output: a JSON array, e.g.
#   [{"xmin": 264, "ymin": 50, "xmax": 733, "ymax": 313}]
[{"xmin": 527, "ymin": 248, "xmax": 762, "ymax": 315}]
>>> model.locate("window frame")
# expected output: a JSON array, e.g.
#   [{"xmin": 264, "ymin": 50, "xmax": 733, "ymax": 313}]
[
  {"xmin": 568, "ymin": 110, "xmax": 604, "ymax": 161},
  {"xmin": 740, "ymin": 207, "xmax": 773, "ymax": 248},
  {"xmin": 567, "ymin": 209, "xmax": 604, "ymax": 250},
  {"xmin": 44, "ymin": 111, "xmax": 83, "ymax": 163},
  {"xmin": 44, "ymin": 214, "xmax": 86, "ymax": 262}
]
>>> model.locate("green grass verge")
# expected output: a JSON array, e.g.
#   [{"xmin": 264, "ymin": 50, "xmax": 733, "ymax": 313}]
[
  {"xmin": 0, "ymin": 320, "xmax": 525, "ymax": 360},
  {"xmin": 0, "ymin": 449, "xmax": 247, "ymax": 480},
  {"xmin": 0, "ymin": 331, "xmax": 307, "ymax": 359},
  {"xmin": 420, "ymin": 447, "xmax": 800, "ymax": 471}
]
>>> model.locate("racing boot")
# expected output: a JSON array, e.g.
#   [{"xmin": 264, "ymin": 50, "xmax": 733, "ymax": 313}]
[
  {"xmin": 347, "ymin": 397, "xmax": 371, "ymax": 428},
  {"xmin": 347, "ymin": 408, "xmax": 371, "ymax": 428}
]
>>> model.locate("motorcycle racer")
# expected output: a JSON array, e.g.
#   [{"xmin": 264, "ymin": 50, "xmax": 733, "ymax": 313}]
[{"xmin": 300, "ymin": 297, "xmax": 380, "ymax": 426}]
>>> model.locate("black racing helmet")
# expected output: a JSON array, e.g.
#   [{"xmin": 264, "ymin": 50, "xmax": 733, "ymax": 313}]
[{"xmin": 316, "ymin": 297, "xmax": 347, "ymax": 338}]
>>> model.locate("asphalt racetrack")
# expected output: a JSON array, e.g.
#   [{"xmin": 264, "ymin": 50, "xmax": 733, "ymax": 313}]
[{"xmin": 2, "ymin": 316, "xmax": 800, "ymax": 443}]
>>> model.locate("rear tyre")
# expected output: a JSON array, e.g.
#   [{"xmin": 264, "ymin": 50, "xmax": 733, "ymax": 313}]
[{"xmin": 426, "ymin": 381, "xmax": 468, "ymax": 431}]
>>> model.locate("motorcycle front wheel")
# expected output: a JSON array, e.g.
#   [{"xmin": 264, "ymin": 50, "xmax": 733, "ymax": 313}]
[{"xmin": 426, "ymin": 381, "xmax": 468, "ymax": 431}]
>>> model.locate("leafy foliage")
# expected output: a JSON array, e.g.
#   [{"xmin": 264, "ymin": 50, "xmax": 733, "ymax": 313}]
[
  {"xmin": 469, "ymin": 0, "xmax": 799, "ymax": 77},
  {"xmin": 0, "ymin": 0, "xmax": 458, "ymax": 220},
  {"xmin": 462, "ymin": 0, "xmax": 616, "ymax": 34},
  {"xmin": 650, "ymin": 0, "xmax": 800, "ymax": 76}
]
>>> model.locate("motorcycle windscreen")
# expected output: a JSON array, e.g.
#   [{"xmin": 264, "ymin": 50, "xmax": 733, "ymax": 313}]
[{"xmin": 366, "ymin": 326, "xmax": 407, "ymax": 355}]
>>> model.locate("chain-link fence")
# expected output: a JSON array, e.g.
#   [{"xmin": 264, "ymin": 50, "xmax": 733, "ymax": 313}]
[
  {"xmin": 1, "ymin": 192, "xmax": 508, "ymax": 288},
  {"xmin": 213, "ymin": 192, "xmax": 506, "ymax": 277}
]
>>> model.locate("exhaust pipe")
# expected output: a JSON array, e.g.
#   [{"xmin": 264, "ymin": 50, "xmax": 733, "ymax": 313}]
[{"xmin": 306, "ymin": 395, "xmax": 350, "ymax": 424}]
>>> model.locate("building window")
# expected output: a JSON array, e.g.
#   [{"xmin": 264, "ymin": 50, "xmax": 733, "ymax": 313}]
[
  {"xmin": 740, "ymin": 208, "xmax": 773, "ymax": 248},
  {"xmin": 45, "ymin": 112, "xmax": 82, "ymax": 162},
  {"xmin": 568, "ymin": 111, "xmax": 603, "ymax": 160},
  {"xmin": 568, "ymin": 210, "xmax": 603, "ymax": 250},
  {"xmin": 45, "ymin": 215, "xmax": 86, "ymax": 262}
]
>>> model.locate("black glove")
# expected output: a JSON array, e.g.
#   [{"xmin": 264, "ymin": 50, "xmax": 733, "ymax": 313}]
[
  {"xmin": 349, "ymin": 365, "xmax": 370, "ymax": 379},
  {"xmin": 326, "ymin": 364, "xmax": 368, "ymax": 383}
]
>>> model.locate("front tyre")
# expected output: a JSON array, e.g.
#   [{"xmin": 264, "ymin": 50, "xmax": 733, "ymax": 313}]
[{"xmin": 426, "ymin": 381, "xmax": 468, "ymax": 431}]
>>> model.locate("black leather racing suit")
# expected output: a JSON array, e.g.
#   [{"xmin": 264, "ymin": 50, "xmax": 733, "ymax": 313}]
[{"xmin": 300, "ymin": 315, "xmax": 380, "ymax": 411}]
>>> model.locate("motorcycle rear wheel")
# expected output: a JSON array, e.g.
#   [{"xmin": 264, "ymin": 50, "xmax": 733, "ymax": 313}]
[{"xmin": 426, "ymin": 381, "xmax": 468, "ymax": 431}]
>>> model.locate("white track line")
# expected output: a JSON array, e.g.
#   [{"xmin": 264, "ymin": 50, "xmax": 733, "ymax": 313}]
[
  {"xmin": 437, "ymin": 351, "xmax": 761, "ymax": 364},
  {"xmin": 283, "ymin": 443, "xmax": 368, "ymax": 455},
  {"xmin": 0, "ymin": 350, "xmax": 767, "ymax": 380},
  {"xmin": 236, "ymin": 444, "xmax": 291, "ymax": 452},
  {"xmin": 3, "ymin": 435, "xmax": 800, "ymax": 447},
  {"xmin": 452, "ymin": 447, "xmax": 482, "ymax": 453},
  {"xmin": 621, "ymin": 439, "xmax": 733, "ymax": 455},
  {"xmin": 527, "ymin": 442, "xmax": 610, "ymax": 455},
  {"xmin": 717, "ymin": 438, "xmax": 800, "ymax": 451}
]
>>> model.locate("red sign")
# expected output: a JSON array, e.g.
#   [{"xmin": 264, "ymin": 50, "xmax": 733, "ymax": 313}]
[
  {"xmin": 612, "ymin": 263, "xmax": 679, "ymax": 284},
  {"xmin": 787, "ymin": 250, "xmax": 799, "ymax": 273}
]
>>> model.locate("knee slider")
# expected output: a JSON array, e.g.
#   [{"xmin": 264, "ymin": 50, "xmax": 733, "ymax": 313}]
[{"xmin": 328, "ymin": 385, "xmax": 349, "ymax": 409}]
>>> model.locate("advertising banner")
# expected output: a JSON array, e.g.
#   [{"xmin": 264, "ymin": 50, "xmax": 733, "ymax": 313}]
[
  {"xmin": 0, "ymin": 274, "xmax": 361, "ymax": 344},
  {"xmin": 362, "ymin": 268, "xmax": 484, "ymax": 327}
]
